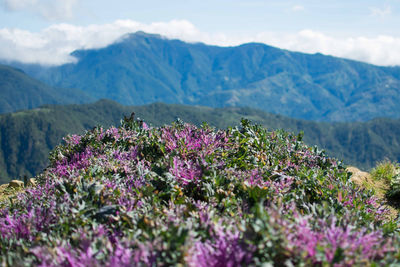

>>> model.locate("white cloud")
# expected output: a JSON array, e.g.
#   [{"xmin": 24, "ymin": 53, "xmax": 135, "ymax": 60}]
[
  {"xmin": 253, "ymin": 30, "xmax": 400, "ymax": 66},
  {"xmin": 1, "ymin": 19, "xmax": 400, "ymax": 66},
  {"xmin": 0, "ymin": 0, "xmax": 78, "ymax": 20},
  {"xmin": 292, "ymin": 5, "xmax": 305, "ymax": 11},
  {"xmin": 0, "ymin": 20, "xmax": 206, "ymax": 65},
  {"xmin": 369, "ymin": 4, "xmax": 392, "ymax": 18}
]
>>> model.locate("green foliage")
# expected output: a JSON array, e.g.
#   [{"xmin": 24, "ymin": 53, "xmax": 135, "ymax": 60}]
[
  {"xmin": 369, "ymin": 160, "xmax": 400, "ymax": 201},
  {"xmin": 388, "ymin": 175, "xmax": 400, "ymax": 200},
  {"xmin": 0, "ymin": 119, "xmax": 397, "ymax": 266},
  {"xmin": 371, "ymin": 160, "xmax": 399, "ymax": 184},
  {"xmin": 0, "ymin": 100, "xmax": 132, "ymax": 184}
]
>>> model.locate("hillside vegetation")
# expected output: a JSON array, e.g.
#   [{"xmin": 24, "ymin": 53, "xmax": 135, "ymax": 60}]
[
  {"xmin": 1, "ymin": 117, "xmax": 400, "ymax": 265},
  {"xmin": 17, "ymin": 31, "xmax": 400, "ymax": 121},
  {"xmin": 0, "ymin": 100, "xmax": 131, "ymax": 184},
  {"xmin": 2, "ymin": 100, "xmax": 400, "ymax": 184},
  {"xmin": 0, "ymin": 64, "xmax": 92, "ymax": 114}
]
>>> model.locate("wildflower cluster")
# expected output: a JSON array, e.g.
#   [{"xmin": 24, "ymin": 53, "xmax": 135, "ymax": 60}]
[{"xmin": 0, "ymin": 118, "xmax": 399, "ymax": 266}]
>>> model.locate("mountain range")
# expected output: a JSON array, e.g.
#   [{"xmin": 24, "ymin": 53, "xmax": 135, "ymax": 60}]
[
  {"xmin": 9, "ymin": 31, "xmax": 400, "ymax": 122},
  {"xmin": 0, "ymin": 64, "xmax": 92, "ymax": 114},
  {"xmin": 2, "ymin": 99, "xmax": 400, "ymax": 184}
]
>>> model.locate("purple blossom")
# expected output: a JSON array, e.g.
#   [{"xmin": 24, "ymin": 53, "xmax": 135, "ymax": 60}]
[
  {"xmin": 188, "ymin": 226, "xmax": 254, "ymax": 267},
  {"xmin": 0, "ymin": 200, "xmax": 57, "ymax": 241},
  {"xmin": 161, "ymin": 124, "xmax": 229, "ymax": 160},
  {"xmin": 63, "ymin": 135, "xmax": 82, "ymax": 146},
  {"xmin": 287, "ymin": 216, "xmax": 389, "ymax": 265},
  {"xmin": 170, "ymin": 157, "xmax": 203, "ymax": 185}
]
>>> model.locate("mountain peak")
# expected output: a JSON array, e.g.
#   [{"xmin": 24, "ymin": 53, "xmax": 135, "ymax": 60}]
[{"xmin": 119, "ymin": 31, "xmax": 164, "ymax": 42}]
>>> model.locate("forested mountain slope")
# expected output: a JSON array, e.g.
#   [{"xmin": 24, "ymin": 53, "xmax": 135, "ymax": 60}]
[{"xmin": 0, "ymin": 64, "xmax": 92, "ymax": 114}]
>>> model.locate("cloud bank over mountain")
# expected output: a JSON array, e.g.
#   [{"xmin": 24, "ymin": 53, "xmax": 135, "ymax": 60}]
[{"xmin": 0, "ymin": 19, "xmax": 400, "ymax": 66}]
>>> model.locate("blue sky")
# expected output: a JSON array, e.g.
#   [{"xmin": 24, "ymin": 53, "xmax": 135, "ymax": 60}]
[{"xmin": 0, "ymin": 0, "xmax": 400, "ymax": 66}]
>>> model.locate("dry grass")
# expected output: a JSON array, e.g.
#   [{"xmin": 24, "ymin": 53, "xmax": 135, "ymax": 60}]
[
  {"xmin": 0, "ymin": 183, "xmax": 24, "ymax": 208},
  {"xmin": 347, "ymin": 166, "xmax": 389, "ymax": 197},
  {"xmin": 346, "ymin": 166, "xmax": 398, "ymax": 220}
]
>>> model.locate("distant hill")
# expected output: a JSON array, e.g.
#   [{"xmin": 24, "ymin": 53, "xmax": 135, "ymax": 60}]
[
  {"xmin": 14, "ymin": 31, "xmax": 400, "ymax": 122},
  {"xmin": 1, "ymin": 99, "xmax": 400, "ymax": 184},
  {"xmin": 0, "ymin": 64, "xmax": 93, "ymax": 114}
]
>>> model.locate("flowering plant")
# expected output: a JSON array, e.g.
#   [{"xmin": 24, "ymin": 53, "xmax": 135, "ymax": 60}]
[{"xmin": 0, "ymin": 118, "xmax": 399, "ymax": 266}]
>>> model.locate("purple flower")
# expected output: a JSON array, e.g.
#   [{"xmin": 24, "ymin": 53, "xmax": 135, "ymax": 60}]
[
  {"xmin": 170, "ymin": 157, "xmax": 202, "ymax": 185},
  {"xmin": 287, "ymin": 215, "xmax": 389, "ymax": 265},
  {"xmin": 188, "ymin": 226, "xmax": 254, "ymax": 267}
]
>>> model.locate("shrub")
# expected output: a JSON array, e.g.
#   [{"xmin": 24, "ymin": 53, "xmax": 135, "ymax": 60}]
[
  {"xmin": 371, "ymin": 159, "xmax": 399, "ymax": 184},
  {"xmin": 0, "ymin": 118, "xmax": 399, "ymax": 266},
  {"xmin": 370, "ymin": 160, "xmax": 400, "ymax": 200}
]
